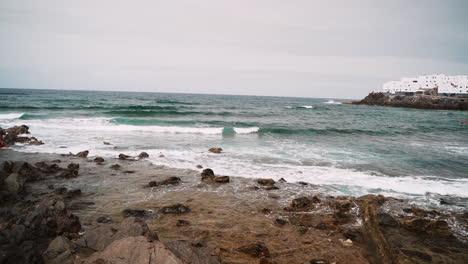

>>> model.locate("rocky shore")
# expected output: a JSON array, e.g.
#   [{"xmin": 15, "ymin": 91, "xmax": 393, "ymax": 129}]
[
  {"xmin": 347, "ymin": 92, "xmax": 468, "ymax": 110},
  {"xmin": 1, "ymin": 125, "xmax": 468, "ymax": 263}
]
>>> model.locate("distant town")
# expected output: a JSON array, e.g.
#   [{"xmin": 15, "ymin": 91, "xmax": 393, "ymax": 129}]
[{"xmin": 383, "ymin": 74, "xmax": 468, "ymax": 96}]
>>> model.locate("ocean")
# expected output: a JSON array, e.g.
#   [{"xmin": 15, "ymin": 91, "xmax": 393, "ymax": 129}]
[{"xmin": 1, "ymin": 88, "xmax": 467, "ymax": 209}]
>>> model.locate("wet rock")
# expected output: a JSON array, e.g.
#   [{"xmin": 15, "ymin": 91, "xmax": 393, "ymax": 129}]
[
  {"xmin": 400, "ymin": 249, "xmax": 433, "ymax": 262},
  {"xmin": 118, "ymin": 153, "xmax": 131, "ymax": 160},
  {"xmin": 402, "ymin": 218, "xmax": 431, "ymax": 233},
  {"xmin": 94, "ymin": 157, "xmax": 105, "ymax": 163},
  {"xmin": 103, "ymin": 141, "xmax": 111, "ymax": 145},
  {"xmin": 439, "ymin": 198, "xmax": 453, "ymax": 205},
  {"xmin": 97, "ymin": 216, "xmax": 112, "ymax": 224},
  {"xmin": 15, "ymin": 136, "xmax": 44, "ymax": 145},
  {"xmin": 67, "ymin": 163, "xmax": 79, "ymax": 170},
  {"xmin": 278, "ymin": 177, "xmax": 287, "ymax": 183},
  {"xmin": 6, "ymin": 125, "xmax": 29, "ymax": 135},
  {"xmin": 138, "ymin": 152, "xmax": 149, "ymax": 159},
  {"xmin": 56, "ymin": 168, "xmax": 78, "ymax": 178},
  {"xmin": 201, "ymin": 168, "xmax": 215, "ymax": 181},
  {"xmin": 43, "ymin": 236, "xmax": 75, "ymax": 261},
  {"xmin": 265, "ymin": 186, "xmax": 279, "ymax": 190},
  {"xmin": 262, "ymin": 208, "xmax": 272, "ymax": 214},
  {"xmin": 196, "ymin": 164, "xmax": 203, "ymax": 169},
  {"xmin": 288, "ymin": 197, "xmax": 314, "ymax": 210},
  {"xmin": 75, "ymin": 150, "xmax": 89, "ymax": 158},
  {"xmin": 110, "ymin": 164, "xmax": 121, "ymax": 170},
  {"xmin": 289, "ymin": 214, "xmax": 323, "ymax": 228},
  {"xmin": 148, "ymin": 176, "xmax": 181, "ymax": 187},
  {"xmin": 333, "ymin": 200, "xmax": 353, "ymax": 224},
  {"xmin": 123, "ymin": 170, "xmax": 135, "ymax": 174},
  {"xmin": 160, "ymin": 204, "xmax": 191, "ymax": 214},
  {"xmin": 237, "ymin": 242, "xmax": 271, "ymax": 258},
  {"xmin": 75, "ymin": 217, "xmax": 158, "ymax": 251},
  {"xmin": 298, "ymin": 181, "xmax": 308, "ymax": 185},
  {"xmin": 3, "ymin": 173, "xmax": 26, "ymax": 194},
  {"xmin": 122, "ymin": 209, "xmax": 155, "ymax": 218},
  {"xmin": 208, "ymin": 148, "xmax": 223, "ymax": 154},
  {"xmin": 257, "ymin": 178, "xmax": 275, "ymax": 186},
  {"xmin": 176, "ymin": 219, "xmax": 191, "ymax": 226},
  {"xmin": 377, "ymin": 212, "xmax": 399, "ymax": 227},
  {"xmin": 214, "ymin": 176, "xmax": 230, "ymax": 183},
  {"xmin": 159, "ymin": 154, "xmax": 165, "ymax": 158},
  {"xmin": 54, "ymin": 187, "xmax": 68, "ymax": 195},
  {"xmin": 34, "ymin": 161, "xmax": 61, "ymax": 174},
  {"xmin": 65, "ymin": 189, "xmax": 82, "ymax": 198},
  {"xmin": 3, "ymin": 133, "xmax": 18, "ymax": 146}
]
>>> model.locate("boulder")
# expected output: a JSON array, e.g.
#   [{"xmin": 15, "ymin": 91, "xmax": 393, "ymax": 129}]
[
  {"xmin": 122, "ymin": 209, "xmax": 155, "ymax": 218},
  {"xmin": 43, "ymin": 236, "xmax": 75, "ymax": 261},
  {"xmin": 94, "ymin": 157, "xmax": 105, "ymax": 163},
  {"xmin": 75, "ymin": 217, "xmax": 157, "ymax": 251},
  {"xmin": 196, "ymin": 164, "xmax": 203, "ymax": 169},
  {"xmin": 208, "ymin": 148, "xmax": 222, "ymax": 154},
  {"xmin": 75, "ymin": 150, "xmax": 89, "ymax": 158},
  {"xmin": 257, "ymin": 178, "xmax": 275, "ymax": 186},
  {"xmin": 201, "ymin": 168, "xmax": 215, "ymax": 181},
  {"xmin": 119, "ymin": 153, "xmax": 131, "ymax": 160},
  {"xmin": 3, "ymin": 173, "xmax": 26, "ymax": 194},
  {"xmin": 138, "ymin": 152, "xmax": 149, "ymax": 159},
  {"xmin": 148, "ymin": 176, "xmax": 181, "ymax": 187},
  {"xmin": 110, "ymin": 164, "xmax": 121, "ymax": 170}
]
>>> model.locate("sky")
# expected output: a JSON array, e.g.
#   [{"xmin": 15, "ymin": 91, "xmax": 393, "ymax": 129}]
[{"xmin": 1, "ymin": 0, "xmax": 468, "ymax": 99}]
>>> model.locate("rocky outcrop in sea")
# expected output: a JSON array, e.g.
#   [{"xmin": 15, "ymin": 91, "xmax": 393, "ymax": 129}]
[{"xmin": 350, "ymin": 92, "xmax": 468, "ymax": 110}]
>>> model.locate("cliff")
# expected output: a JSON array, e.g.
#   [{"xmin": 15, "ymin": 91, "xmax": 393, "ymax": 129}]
[{"xmin": 351, "ymin": 92, "xmax": 468, "ymax": 110}]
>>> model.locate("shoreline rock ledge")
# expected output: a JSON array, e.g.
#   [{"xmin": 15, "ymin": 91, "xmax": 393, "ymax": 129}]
[{"xmin": 348, "ymin": 92, "xmax": 468, "ymax": 110}]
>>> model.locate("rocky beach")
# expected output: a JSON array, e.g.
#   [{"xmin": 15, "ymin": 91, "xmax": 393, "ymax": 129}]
[{"xmin": 1, "ymin": 125, "xmax": 468, "ymax": 264}]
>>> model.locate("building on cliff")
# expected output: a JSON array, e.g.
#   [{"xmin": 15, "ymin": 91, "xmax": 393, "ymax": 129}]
[{"xmin": 383, "ymin": 74, "xmax": 468, "ymax": 96}]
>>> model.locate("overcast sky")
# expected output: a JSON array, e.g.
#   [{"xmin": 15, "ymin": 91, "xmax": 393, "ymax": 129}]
[{"xmin": 1, "ymin": 0, "xmax": 467, "ymax": 99}]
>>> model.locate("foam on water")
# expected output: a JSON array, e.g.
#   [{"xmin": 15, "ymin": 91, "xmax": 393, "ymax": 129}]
[
  {"xmin": 0, "ymin": 113, "xmax": 24, "ymax": 120},
  {"xmin": 324, "ymin": 100, "xmax": 342, "ymax": 104}
]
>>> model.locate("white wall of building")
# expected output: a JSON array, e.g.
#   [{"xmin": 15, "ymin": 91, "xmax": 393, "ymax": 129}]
[{"xmin": 383, "ymin": 74, "xmax": 468, "ymax": 95}]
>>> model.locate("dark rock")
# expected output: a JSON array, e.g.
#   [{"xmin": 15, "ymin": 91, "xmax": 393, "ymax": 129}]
[
  {"xmin": 65, "ymin": 189, "xmax": 82, "ymax": 198},
  {"xmin": 377, "ymin": 212, "xmax": 399, "ymax": 227},
  {"xmin": 214, "ymin": 176, "xmax": 230, "ymax": 183},
  {"xmin": 75, "ymin": 150, "xmax": 89, "ymax": 158},
  {"xmin": 176, "ymin": 219, "xmax": 191, "ymax": 226},
  {"xmin": 148, "ymin": 176, "xmax": 181, "ymax": 187},
  {"xmin": 138, "ymin": 152, "xmax": 149, "ymax": 158},
  {"xmin": 289, "ymin": 197, "xmax": 313, "ymax": 210},
  {"xmin": 94, "ymin": 157, "xmax": 105, "ymax": 163},
  {"xmin": 54, "ymin": 187, "xmax": 68, "ymax": 195},
  {"xmin": 278, "ymin": 177, "xmax": 287, "ymax": 183},
  {"xmin": 298, "ymin": 181, "xmax": 308, "ymax": 185},
  {"xmin": 6, "ymin": 125, "xmax": 29, "ymax": 135},
  {"xmin": 275, "ymin": 218, "xmax": 287, "ymax": 225},
  {"xmin": 265, "ymin": 186, "xmax": 279, "ymax": 190},
  {"xmin": 123, "ymin": 170, "xmax": 135, "ymax": 174},
  {"xmin": 43, "ymin": 236, "xmax": 75, "ymax": 262},
  {"xmin": 402, "ymin": 218, "xmax": 431, "ymax": 233},
  {"xmin": 400, "ymin": 249, "xmax": 433, "ymax": 262},
  {"xmin": 110, "ymin": 164, "xmax": 121, "ymax": 170},
  {"xmin": 237, "ymin": 242, "xmax": 271, "ymax": 258},
  {"xmin": 103, "ymin": 141, "xmax": 111, "ymax": 145},
  {"xmin": 261, "ymin": 208, "xmax": 272, "ymax": 214},
  {"xmin": 160, "ymin": 204, "xmax": 191, "ymax": 214},
  {"xmin": 439, "ymin": 198, "xmax": 453, "ymax": 205},
  {"xmin": 67, "ymin": 163, "xmax": 79, "ymax": 170},
  {"xmin": 3, "ymin": 133, "xmax": 18, "ymax": 146},
  {"xmin": 122, "ymin": 209, "xmax": 155, "ymax": 218},
  {"xmin": 201, "ymin": 168, "xmax": 215, "ymax": 181},
  {"xmin": 257, "ymin": 178, "xmax": 275, "ymax": 186},
  {"xmin": 196, "ymin": 164, "xmax": 203, "ymax": 169},
  {"xmin": 97, "ymin": 216, "xmax": 112, "ymax": 224}
]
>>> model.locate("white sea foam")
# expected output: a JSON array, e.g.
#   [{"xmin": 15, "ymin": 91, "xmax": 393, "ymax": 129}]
[
  {"xmin": 300, "ymin": 105, "xmax": 314, "ymax": 109},
  {"xmin": 0, "ymin": 113, "xmax": 24, "ymax": 120},
  {"xmin": 324, "ymin": 100, "xmax": 342, "ymax": 105},
  {"xmin": 233, "ymin": 127, "xmax": 259, "ymax": 134}
]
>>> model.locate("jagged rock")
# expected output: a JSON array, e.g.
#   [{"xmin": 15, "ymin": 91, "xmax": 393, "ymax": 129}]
[
  {"xmin": 122, "ymin": 209, "xmax": 155, "ymax": 218},
  {"xmin": 160, "ymin": 204, "xmax": 190, "ymax": 214},
  {"xmin": 257, "ymin": 178, "xmax": 275, "ymax": 186},
  {"xmin": 377, "ymin": 213, "xmax": 399, "ymax": 227},
  {"xmin": 286, "ymin": 197, "xmax": 314, "ymax": 211},
  {"xmin": 208, "ymin": 148, "xmax": 223, "ymax": 153},
  {"xmin": 278, "ymin": 177, "xmax": 287, "ymax": 183},
  {"xmin": 6, "ymin": 125, "xmax": 29, "ymax": 135},
  {"xmin": 237, "ymin": 242, "xmax": 271, "ymax": 258},
  {"xmin": 148, "ymin": 176, "xmax": 181, "ymax": 187},
  {"xmin": 80, "ymin": 236, "xmax": 220, "ymax": 264},
  {"xmin": 94, "ymin": 157, "xmax": 105, "ymax": 163},
  {"xmin": 15, "ymin": 136, "xmax": 44, "ymax": 145},
  {"xmin": 67, "ymin": 163, "xmax": 79, "ymax": 170},
  {"xmin": 75, "ymin": 150, "xmax": 89, "ymax": 158},
  {"xmin": 138, "ymin": 152, "xmax": 149, "ymax": 159},
  {"xmin": 275, "ymin": 218, "xmax": 287, "ymax": 225},
  {"xmin": 214, "ymin": 176, "xmax": 230, "ymax": 183},
  {"xmin": 201, "ymin": 168, "xmax": 215, "ymax": 181},
  {"xmin": 75, "ymin": 217, "xmax": 158, "ymax": 251}
]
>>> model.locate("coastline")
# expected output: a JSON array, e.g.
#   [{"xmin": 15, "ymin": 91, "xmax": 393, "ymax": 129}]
[{"xmin": 1, "ymin": 148, "xmax": 468, "ymax": 263}]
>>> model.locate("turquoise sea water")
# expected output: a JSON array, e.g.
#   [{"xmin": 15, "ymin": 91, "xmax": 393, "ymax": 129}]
[{"xmin": 1, "ymin": 88, "xmax": 467, "ymax": 208}]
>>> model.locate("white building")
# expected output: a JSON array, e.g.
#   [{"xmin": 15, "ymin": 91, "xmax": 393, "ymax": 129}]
[{"xmin": 383, "ymin": 74, "xmax": 468, "ymax": 95}]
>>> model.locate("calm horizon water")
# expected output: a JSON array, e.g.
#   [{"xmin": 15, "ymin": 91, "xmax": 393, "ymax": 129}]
[{"xmin": 1, "ymin": 88, "xmax": 467, "ymax": 210}]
